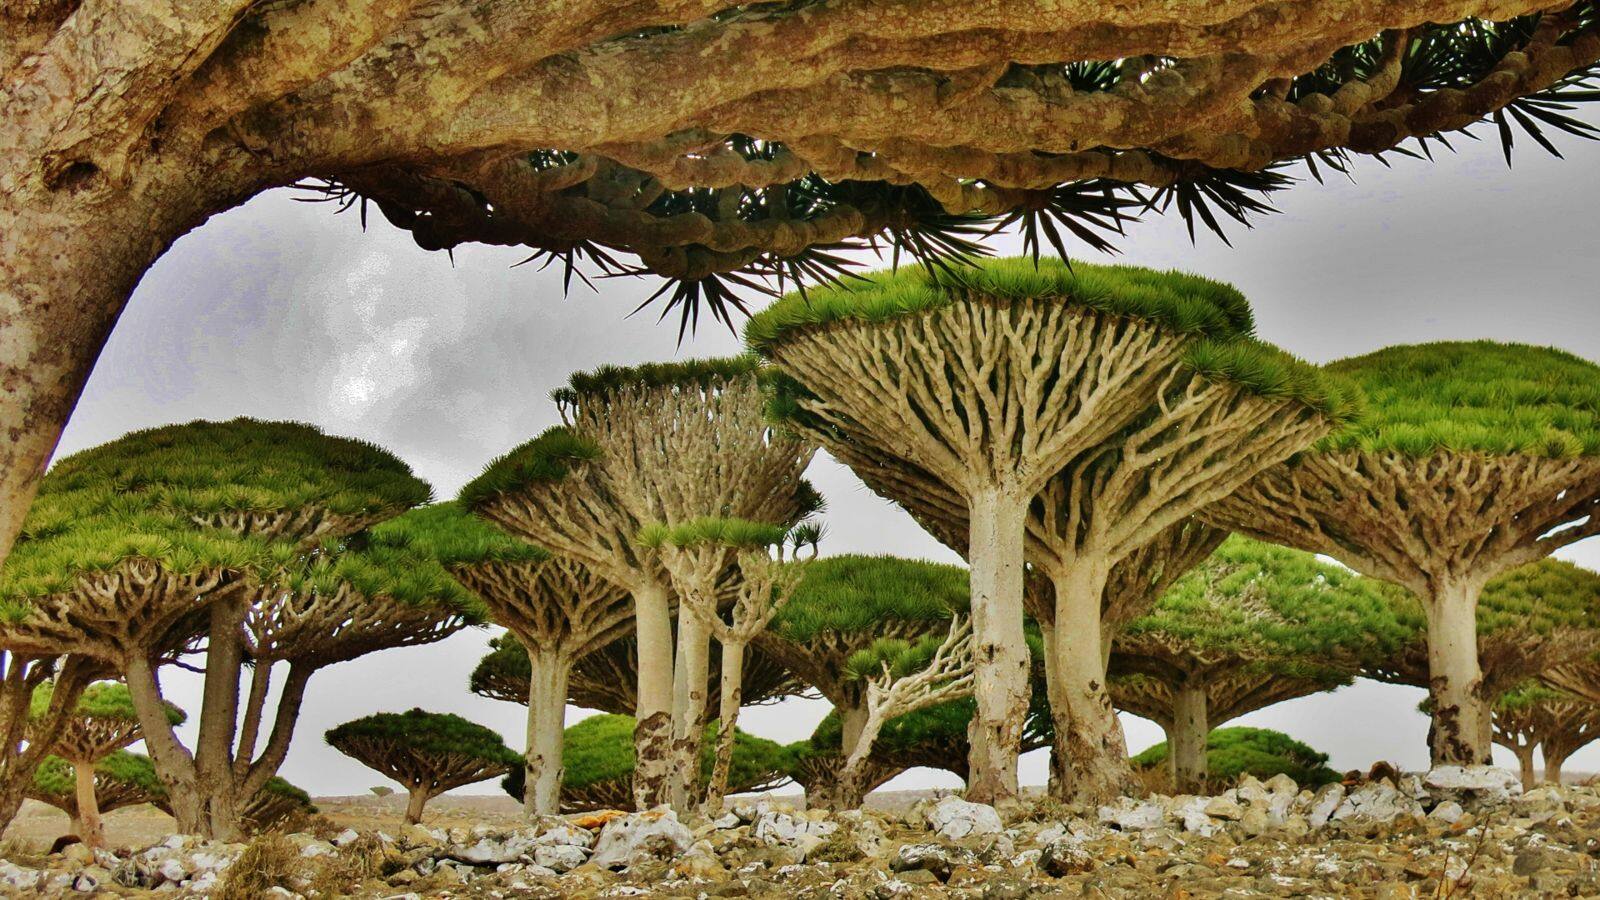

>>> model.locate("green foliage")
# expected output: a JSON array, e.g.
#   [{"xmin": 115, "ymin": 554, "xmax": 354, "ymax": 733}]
[
  {"xmin": 637, "ymin": 517, "xmax": 789, "ymax": 550},
  {"xmin": 555, "ymin": 355, "xmax": 763, "ymax": 402},
  {"xmin": 1123, "ymin": 536, "xmax": 1412, "ymax": 670},
  {"xmin": 1387, "ymin": 558, "xmax": 1600, "ymax": 638},
  {"xmin": 469, "ymin": 633, "xmax": 528, "ymax": 702},
  {"xmin": 258, "ymin": 776, "xmax": 315, "ymax": 810},
  {"xmin": 369, "ymin": 502, "xmax": 547, "ymax": 569},
  {"xmin": 1319, "ymin": 341, "xmax": 1600, "ymax": 457},
  {"xmin": 746, "ymin": 258, "xmax": 1255, "ymax": 355},
  {"xmin": 325, "ymin": 709, "xmax": 521, "ymax": 768},
  {"xmin": 283, "ymin": 514, "xmax": 490, "ymax": 622},
  {"xmin": 1131, "ymin": 727, "xmax": 1340, "ymax": 787},
  {"xmin": 771, "ymin": 554, "xmax": 968, "ymax": 643},
  {"xmin": 458, "ymin": 427, "xmax": 602, "ymax": 509},
  {"xmin": 32, "ymin": 750, "xmax": 165, "ymax": 802},
  {"xmin": 1182, "ymin": 339, "xmax": 1361, "ymax": 423},
  {"xmin": 1495, "ymin": 681, "xmax": 1571, "ymax": 712},
  {"xmin": 555, "ymin": 713, "xmax": 792, "ymax": 792},
  {"xmin": 31, "ymin": 680, "xmax": 186, "ymax": 727}
]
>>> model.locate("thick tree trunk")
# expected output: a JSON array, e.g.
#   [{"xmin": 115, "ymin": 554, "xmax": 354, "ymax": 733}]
[
  {"xmin": 1038, "ymin": 623, "xmax": 1071, "ymax": 801},
  {"xmin": 840, "ymin": 702, "xmax": 868, "ymax": 759},
  {"xmin": 1512, "ymin": 745, "xmax": 1537, "ymax": 791},
  {"xmin": 0, "ymin": 653, "xmax": 88, "ymax": 835},
  {"xmin": 71, "ymin": 759, "xmax": 105, "ymax": 849},
  {"xmin": 669, "ymin": 610, "xmax": 710, "ymax": 811},
  {"xmin": 1171, "ymin": 682, "xmax": 1209, "ymax": 794},
  {"xmin": 704, "ymin": 639, "xmax": 744, "ymax": 813},
  {"xmin": 1543, "ymin": 745, "xmax": 1568, "ymax": 785},
  {"xmin": 190, "ymin": 597, "xmax": 246, "ymax": 841},
  {"xmin": 1424, "ymin": 579, "xmax": 1491, "ymax": 765},
  {"xmin": 964, "ymin": 489, "xmax": 1031, "ymax": 806},
  {"xmin": 522, "ymin": 649, "xmax": 570, "ymax": 818},
  {"xmin": 631, "ymin": 581, "xmax": 675, "ymax": 810},
  {"xmin": 124, "ymin": 653, "xmax": 201, "ymax": 833},
  {"xmin": 404, "ymin": 787, "xmax": 429, "ymax": 825},
  {"xmin": 1051, "ymin": 563, "xmax": 1134, "ymax": 805}
]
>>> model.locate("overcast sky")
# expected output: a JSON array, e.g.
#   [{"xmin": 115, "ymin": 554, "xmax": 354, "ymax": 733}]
[{"xmin": 58, "ymin": 133, "xmax": 1600, "ymax": 797}]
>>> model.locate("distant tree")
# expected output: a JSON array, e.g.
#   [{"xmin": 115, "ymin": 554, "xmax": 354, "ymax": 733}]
[
  {"xmin": 757, "ymin": 554, "xmax": 968, "ymax": 805},
  {"xmin": 465, "ymin": 358, "xmax": 814, "ymax": 810},
  {"xmin": 1130, "ymin": 727, "xmax": 1340, "ymax": 793},
  {"xmin": 1492, "ymin": 683, "xmax": 1600, "ymax": 789},
  {"xmin": 239, "ymin": 777, "xmax": 319, "ymax": 834},
  {"xmin": 27, "ymin": 681, "xmax": 183, "ymax": 847},
  {"xmin": 751, "ymin": 259, "xmax": 1349, "ymax": 802},
  {"xmin": 406, "ymin": 502, "xmax": 629, "ymax": 818},
  {"xmin": 501, "ymin": 714, "xmax": 793, "ymax": 813},
  {"xmin": 644, "ymin": 517, "xmax": 810, "ymax": 810},
  {"xmin": 470, "ymin": 632, "xmax": 800, "ymax": 716},
  {"xmin": 1109, "ymin": 537, "xmax": 1409, "ymax": 792},
  {"xmin": 327, "ymin": 709, "xmax": 519, "ymax": 825},
  {"xmin": 1368, "ymin": 559, "xmax": 1600, "ymax": 733},
  {"xmin": 1209, "ymin": 342, "xmax": 1600, "ymax": 765},
  {"xmin": 0, "ymin": 418, "xmax": 463, "ymax": 838},
  {"xmin": 28, "ymin": 751, "xmax": 165, "ymax": 839}
]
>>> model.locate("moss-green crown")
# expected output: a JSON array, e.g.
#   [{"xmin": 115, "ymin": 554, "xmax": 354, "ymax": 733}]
[
  {"xmin": 33, "ymin": 750, "xmax": 165, "ymax": 800},
  {"xmin": 1495, "ymin": 681, "xmax": 1574, "ymax": 711},
  {"xmin": 637, "ymin": 517, "xmax": 789, "ymax": 551},
  {"xmin": 554, "ymin": 355, "xmax": 763, "ymax": 404},
  {"xmin": 458, "ymin": 427, "xmax": 602, "ymax": 510},
  {"xmin": 325, "ymin": 708, "xmax": 520, "ymax": 766},
  {"xmin": 770, "ymin": 554, "xmax": 968, "ymax": 643},
  {"xmin": 558, "ymin": 712, "xmax": 792, "ymax": 790},
  {"xmin": 1130, "ymin": 726, "xmax": 1340, "ymax": 786},
  {"xmin": 1318, "ymin": 341, "xmax": 1600, "ymax": 457},
  {"xmin": 30, "ymin": 680, "xmax": 186, "ymax": 726},
  {"xmin": 1123, "ymin": 536, "xmax": 1412, "ymax": 666},
  {"xmin": 368, "ymin": 502, "xmax": 547, "ymax": 569},
  {"xmin": 281, "ymin": 523, "xmax": 488, "ymax": 623},
  {"xmin": 746, "ymin": 258, "xmax": 1255, "ymax": 355}
]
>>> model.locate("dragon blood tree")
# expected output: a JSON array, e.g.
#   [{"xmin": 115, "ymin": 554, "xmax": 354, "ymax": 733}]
[
  {"xmin": 1130, "ymin": 727, "xmax": 1341, "ymax": 793},
  {"xmin": 27, "ymin": 681, "xmax": 183, "ymax": 847},
  {"xmin": 503, "ymin": 713, "xmax": 793, "ymax": 813},
  {"xmin": 1210, "ymin": 343, "xmax": 1600, "ymax": 765},
  {"xmin": 471, "ymin": 632, "xmax": 800, "ymax": 720},
  {"xmin": 756, "ymin": 554, "xmax": 968, "ymax": 803},
  {"xmin": 1367, "ymin": 558, "xmax": 1600, "ymax": 760},
  {"xmin": 1492, "ymin": 683, "xmax": 1600, "ymax": 788},
  {"xmin": 403, "ymin": 503, "xmax": 629, "ymax": 818},
  {"xmin": 1108, "ymin": 537, "xmax": 1409, "ymax": 793},
  {"xmin": 642, "ymin": 517, "xmax": 811, "ymax": 810},
  {"xmin": 10, "ymin": 0, "xmax": 1600, "ymax": 591},
  {"xmin": 327, "ymin": 709, "xmax": 519, "ymax": 825},
  {"xmin": 749, "ymin": 259, "xmax": 1351, "ymax": 802},
  {"xmin": 0, "ymin": 418, "xmax": 441, "ymax": 838},
  {"xmin": 464, "ymin": 358, "xmax": 814, "ymax": 809},
  {"xmin": 29, "ymin": 751, "xmax": 165, "ymax": 838}
]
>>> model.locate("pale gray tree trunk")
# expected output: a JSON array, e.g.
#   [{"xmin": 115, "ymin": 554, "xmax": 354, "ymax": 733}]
[
  {"xmin": 1425, "ymin": 579, "xmax": 1490, "ymax": 765},
  {"xmin": 1170, "ymin": 683, "xmax": 1209, "ymax": 794},
  {"xmin": 71, "ymin": 759, "xmax": 104, "ymax": 848},
  {"xmin": 1050, "ymin": 562, "xmax": 1134, "ymax": 804},
  {"xmin": 704, "ymin": 638, "xmax": 745, "ymax": 813},
  {"xmin": 669, "ymin": 610, "xmax": 711, "ymax": 811},
  {"xmin": 523, "ymin": 649, "xmax": 570, "ymax": 818},
  {"xmin": 964, "ymin": 489, "xmax": 1031, "ymax": 805},
  {"xmin": 632, "ymin": 582, "xmax": 675, "ymax": 809}
]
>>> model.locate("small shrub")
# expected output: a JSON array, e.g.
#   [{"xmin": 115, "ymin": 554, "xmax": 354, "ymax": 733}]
[
  {"xmin": 370, "ymin": 786, "xmax": 394, "ymax": 797},
  {"xmin": 213, "ymin": 834, "xmax": 300, "ymax": 900}
]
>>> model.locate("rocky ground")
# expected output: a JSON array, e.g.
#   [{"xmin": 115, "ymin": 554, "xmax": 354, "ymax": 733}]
[{"xmin": 3, "ymin": 766, "xmax": 1598, "ymax": 897}]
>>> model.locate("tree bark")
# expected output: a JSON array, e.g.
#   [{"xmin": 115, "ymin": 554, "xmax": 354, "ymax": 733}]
[
  {"xmin": 522, "ymin": 648, "xmax": 570, "ymax": 818},
  {"xmin": 404, "ymin": 787, "xmax": 429, "ymax": 825},
  {"xmin": 1050, "ymin": 562, "xmax": 1134, "ymax": 805},
  {"xmin": 0, "ymin": 653, "xmax": 88, "ymax": 835},
  {"xmin": 1038, "ymin": 623, "xmax": 1071, "ymax": 802},
  {"xmin": 71, "ymin": 758, "xmax": 104, "ymax": 849},
  {"xmin": 1424, "ymin": 579, "xmax": 1491, "ymax": 765},
  {"xmin": 190, "ymin": 596, "xmax": 246, "ymax": 841},
  {"xmin": 964, "ymin": 489, "xmax": 1031, "ymax": 806},
  {"xmin": 704, "ymin": 638, "xmax": 744, "ymax": 813},
  {"xmin": 1512, "ymin": 744, "xmax": 1537, "ymax": 791},
  {"xmin": 840, "ymin": 702, "xmax": 868, "ymax": 760},
  {"xmin": 631, "ymin": 581, "xmax": 675, "ymax": 810},
  {"xmin": 1543, "ymin": 746, "xmax": 1567, "ymax": 785},
  {"xmin": 124, "ymin": 652, "xmax": 200, "ymax": 833},
  {"xmin": 1171, "ymin": 682, "xmax": 1209, "ymax": 794},
  {"xmin": 669, "ymin": 609, "xmax": 710, "ymax": 811}
]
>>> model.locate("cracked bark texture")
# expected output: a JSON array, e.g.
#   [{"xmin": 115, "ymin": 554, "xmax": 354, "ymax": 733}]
[
  {"xmin": 451, "ymin": 557, "xmax": 631, "ymax": 817},
  {"xmin": 1209, "ymin": 452, "xmax": 1600, "ymax": 764},
  {"xmin": 5, "ymin": 0, "xmax": 1599, "ymax": 592}
]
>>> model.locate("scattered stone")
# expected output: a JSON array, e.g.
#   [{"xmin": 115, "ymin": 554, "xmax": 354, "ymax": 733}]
[
  {"xmin": 926, "ymin": 796, "xmax": 1005, "ymax": 840},
  {"xmin": 1038, "ymin": 836, "xmax": 1093, "ymax": 876},
  {"xmin": 1423, "ymin": 765, "xmax": 1522, "ymax": 805},
  {"xmin": 1098, "ymin": 796, "xmax": 1166, "ymax": 831},
  {"xmin": 589, "ymin": 808, "xmax": 695, "ymax": 870}
]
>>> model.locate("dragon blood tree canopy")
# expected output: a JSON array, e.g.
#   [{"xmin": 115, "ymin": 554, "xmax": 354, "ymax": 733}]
[
  {"xmin": 30, "ymin": 681, "xmax": 186, "ymax": 766},
  {"xmin": 1130, "ymin": 727, "xmax": 1341, "ymax": 792},
  {"xmin": 1109, "ymin": 536, "xmax": 1409, "ymax": 792},
  {"xmin": 327, "ymin": 709, "xmax": 520, "ymax": 825},
  {"xmin": 1209, "ymin": 342, "xmax": 1600, "ymax": 765},
  {"xmin": 502, "ymin": 713, "xmax": 793, "ymax": 813},
  {"xmin": 1493, "ymin": 682, "xmax": 1600, "ymax": 788},
  {"xmin": 749, "ymin": 257, "xmax": 1353, "ymax": 803},
  {"xmin": 29, "ymin": 751, "xmax": 165, "ymax": 824},
  {"xmin": 1369, "ymin": 558, "xmax": 1600, "ymax": 702}
]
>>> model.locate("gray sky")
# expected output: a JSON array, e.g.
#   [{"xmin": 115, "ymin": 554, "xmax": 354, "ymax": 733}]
[{"xmin": 59, "ymin": 134, "xmax": 1600, "ymax": 796}]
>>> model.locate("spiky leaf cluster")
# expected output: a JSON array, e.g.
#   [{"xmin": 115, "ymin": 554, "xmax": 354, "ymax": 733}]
[
  {"xmin": 458, "ymin": 427, "xmax": 603, "ymax": 509},
  {"xmin": 368, "ymin": 502, "xmax": 548, "ymax": 570},
  {"xmin": 768, "ymin": 555, "xmax": 968, "ymax": 643},
  {"xmin": 325, "ymin": 709, "xmax": 521, "ymax": 768},
  {"xmin": 30, "ymin": 680, "xmax": 185, "ymax": 728}
]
